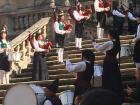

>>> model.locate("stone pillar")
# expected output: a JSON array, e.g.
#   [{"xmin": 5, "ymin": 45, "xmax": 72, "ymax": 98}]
[
  {"xmin": 65, "ymin": 0, "xmax": 70, "ymax": 6},
  {"xmin": 50, "ymin": 0, "xmax": 55, "ymax": 8},
  {"xmin": 0, "ymin": 14, "xmax": 15, "ymax": 36}
]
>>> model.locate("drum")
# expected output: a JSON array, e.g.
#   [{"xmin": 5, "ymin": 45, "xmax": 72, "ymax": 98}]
[
  {"xmin": 120, "ymin": 45, "xmax": 133, "ymax": 57},
  {"xmin": 4, "ymin": 84, "xmax": 45, "ymax": 105},
  {"xmin": 93, "ymin": 64, "xmax": 103, "ymax": 87},
  {"xmin": 59, "ymin": 90, "xmax": 74, "ymax": 105},
  {"xmin": 8, "ymin": 52, "xmax": 21, "ymax": 62}
]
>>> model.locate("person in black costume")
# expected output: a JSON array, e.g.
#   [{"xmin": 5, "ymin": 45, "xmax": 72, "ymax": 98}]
[
  {"xmin": 65, "ymin": 49, "xmax": 95, "ymax": 103},
  {"xmin": 43, "ymin": 78, "xmax": 62, "ymax": 105},
  {"xmin": 31, "ymin": 32, "xmax": 49, "ymax": 81},
  {"xmin": 126, "ymin": 14, "xmax": 140, "ymax": 102},
  {"xmin": 93, "ymin": 29, "xmax": 124, "ymax": 103},
  {"xmin": 112, "ymin": 2, "xmax": 126, "ymax": 35}
]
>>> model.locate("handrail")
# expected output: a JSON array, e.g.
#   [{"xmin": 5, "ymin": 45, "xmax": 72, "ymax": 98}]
[{"xmin": 10, "ymin": 17, "xmax": 51, "ymax": 48}]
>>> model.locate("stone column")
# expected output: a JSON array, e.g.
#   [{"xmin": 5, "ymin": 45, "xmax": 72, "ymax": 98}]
[
  {"xmin": 50, "ymin": 0, "xmax": 55, "ymax": 8},
  {"xmin": 65, "ymin": 0, "xmax": 70, "ymax": 6}
]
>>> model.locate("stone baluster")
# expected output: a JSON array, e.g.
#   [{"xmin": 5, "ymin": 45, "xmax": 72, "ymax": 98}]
[
  {"xmin": 21, "ymin": 41, "xmax": 26, "ymax": 60},
  {"xmin": 41, "ymin": 12, "xmax": 45, "ymax": 18},
  {"xmin": 65, "ymin": 0, "xmax": 70, "ymax": 6},
  {"xmin": 23, "ymin": 15, "xmax": 29, "ymax": 29},
  {"xmin": 15, "ymin": 45, "xmax": 20, "ymax": 52},
  {"xmin": 13, "ymin": 16, "xmax": 19, "ymax": 31},
  {"xmin": 43, "ymin": 25, "xmax": 47, "ymax": 38},
  {"xmin": 50, "ymin": 0, "xmax": 56, "ymax": 8},
  {"xmin": 33, "ymin": 13, "xmax": 39, "ymax": 23},
  {"xmin": 38, "ymin": 13, "xmax": 42, "ymax": 20},
  {"xmin": 29, "ymin": 14, "xmax": 34, "ymax": 26},
  {"xmin": 27, "ymin": 40, "xmax": 32, "ymax": 56},
  {"xmin": 19, "ymin": 16, "xmax": 24, "ymax": 30},
  {"xmin": 38, "ymin": 29, "xmax": 42, "ymax": 34}
]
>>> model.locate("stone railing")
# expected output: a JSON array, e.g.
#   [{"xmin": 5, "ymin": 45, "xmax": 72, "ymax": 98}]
[
  {"xmin": 9, "ymin": 17, "xmax": 52, "ymax": 74},
  {"xmin": 11, "ymin": 9, "xmax": 52, "ymax": 34}
]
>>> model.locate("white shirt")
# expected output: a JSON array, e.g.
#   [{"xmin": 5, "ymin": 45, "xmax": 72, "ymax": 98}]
[
  {"xmin": 94, "ymin": 0, "xmax": 105, "ymax": 12},
  {"xmin": 54, "ymin": 21, "xmax": 66, "ymax": 35},
  {"xmin": 44, "ymin": 100, "xmax": 52, "ymax": 105},
  {"xmin": 33, "ymin": 40, "xmax": 46, "ymax": 52},
  {"xmin": 112, "ymin": 10, "xmax": 125, "ymax": 17},
  {"xmin": 66, "ymin": 59, "xmax": 87, "ymax": 72},
  {"xmin": 0, "ymin": 39, "xmax": 10, "ymax": 53},
  {"xmin": 73, "ymin": 10, "xmax": 85, "ymax": 21},
  {"xmin": 93, "ymin": 41, "xmax": 113, "ymax": 53},
  {"xmin": 128, "ymin": 12, "xmax": 137, "ymax": 21}
]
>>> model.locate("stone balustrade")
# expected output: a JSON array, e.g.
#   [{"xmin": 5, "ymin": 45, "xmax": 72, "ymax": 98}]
[
  {"xmin": 11, "ymin": 10, "xmax": 52, "ymax": 33},
  {"xmin": 9, "ymin": 17, "xmax": 51, "ymax": 74}
]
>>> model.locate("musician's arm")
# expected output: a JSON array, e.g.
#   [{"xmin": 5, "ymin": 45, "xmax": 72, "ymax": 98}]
[
  {"xmin": 54, "ymin": 22, "xmax": 66, "ymax": 35},
  {"xmin": 93, "ymin": 41, "xmax": 113, "ymax": 52},
  {"xmin": 112, "ymin": 10, "xmax": 125, "ymax": 17},
  {"xmin": 66, "ymin": 60, "xmax": 86, "ymax": 73},
  {"xmin": 128, "ymin": 12, "xmax": 137, "ymax": 21},
  {"xmin": 73, "ymin": 11, "xmax": 85, "ymax": 21}
]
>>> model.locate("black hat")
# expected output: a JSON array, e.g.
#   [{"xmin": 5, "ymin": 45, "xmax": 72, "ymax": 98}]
[
  {"xmin": 82, "ymin": 49, "xmax": 95, "ymax": 61},
  {"xmin": 58, "ymin": 10, "xmax": 64, "ymax": 16},
  {"xmin": 47, "ymin": 78, "xmax": 59, "ymax": 93}
]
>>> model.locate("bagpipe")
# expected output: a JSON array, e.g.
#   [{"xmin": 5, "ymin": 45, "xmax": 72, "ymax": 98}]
[
  {"xmin": 28, "ymin": 33, "xmax": 53, "ymax": 51},
  {"xmin": 99, "ymin": 0, "xmax": 111, "ymax": 9},
  {"xmin": 64, "ymin": 22, "xmax": 72, "ymax": 31},
  {"xmin": 82, "ymin": 6, "xmax": 93, "ymax": 17}
]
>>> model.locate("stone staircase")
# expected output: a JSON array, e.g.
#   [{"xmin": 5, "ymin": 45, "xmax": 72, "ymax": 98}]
[{"xmin": 0, "ymin": 34, "xmax": 137, "ymax": 104}]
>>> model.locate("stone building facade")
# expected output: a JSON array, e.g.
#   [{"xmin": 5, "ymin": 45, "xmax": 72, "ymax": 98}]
[{"xmin": 0, "ymin": 0, "xmax": 139, "ymax": 39}]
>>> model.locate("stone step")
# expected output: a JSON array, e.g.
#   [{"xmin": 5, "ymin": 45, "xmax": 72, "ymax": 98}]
[
  {"xmin": 47, "ymin": 62, "xmax": 135, "ymax": 70},
  {"xmin": 47, "ymin": 38, "xmax": 134, "ymax": 57},
  {"xmin": 0, "ymin": 85, "xmax": 75, "ymax": 99},
  {"xmin": 11, "ymin": 68, "xmax": 136, "ymax": 85},
  {"xmin": 16, "ymin": 67, "xmax": 135, "ymax": 79},
  {"xmin": 0, "ymin": 90, "xmax": 6, "ymax": 97},
  {"xmin": 0, "ymin": 78, "xmax": 76, "ymax": 90},
  {"xmin": 11, "ymin": 74, "xmax": 75, "ymax": 83},
  {"xmin": 65, "ymin": 35, "xmax": 134, "ymax": 47},
  {"xmin": 17, "ymin": 69, "xmax": 70, "ymax": 78}
]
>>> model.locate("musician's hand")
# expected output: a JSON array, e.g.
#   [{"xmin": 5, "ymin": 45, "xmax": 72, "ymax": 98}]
[
  {"xmin": 84, "ymin": 16, "xmax": 89, "ymax": 20},
  {"xmin": 45, "ymin": 49, "xmax": 49, "ymax": 53},
  {"xmin": 68, "ymin": 28, "xmax": 72, "ymax": 32},
  {"xmin": 65, "ymin": 30, "xmax": 71, "ymax": 34},
  {"xmin": 105, "ymin": 7, "xmax": 110, "ymax": 11},
  {"xmin": 126, "ymin": 85, "xmax": 133, "ymax": 96}
]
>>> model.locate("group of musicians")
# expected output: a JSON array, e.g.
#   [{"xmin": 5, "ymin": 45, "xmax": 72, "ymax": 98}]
[{"xmin": 0, "ymin": 0, "xmax": 140, "ymax": 104}]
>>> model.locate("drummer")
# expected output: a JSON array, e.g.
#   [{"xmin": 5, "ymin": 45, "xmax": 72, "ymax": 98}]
[
  {"xmin": 0, "ymin": 25, "xmax": 10, "ymax": 84},
  {"xmin": 65, "ymin": 49, "xmax": 95, "ymax": 103},
  {"xmin": 43, "ymin": 78, "xmax": 62, "ymax": 105}
]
